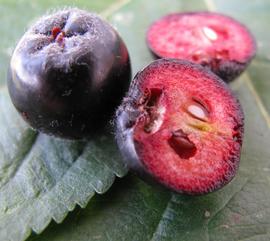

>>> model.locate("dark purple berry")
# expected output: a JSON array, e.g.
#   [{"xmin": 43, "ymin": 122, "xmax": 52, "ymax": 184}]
[{"xmin": 8, "ymin": 8, "xmax": 131, "ymax": 139}]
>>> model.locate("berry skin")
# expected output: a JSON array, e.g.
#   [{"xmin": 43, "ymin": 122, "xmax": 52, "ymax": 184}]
[
  {"xmin": 8, "ymin": 8, "xmax": 131, "ymax": 139},
  {"xmin": 146, "ymin": 12, "xmax": 256, "ymax": 82},
  {"xmin": 116, "ymin": 59, "xmax": 244, "ymax": 195}
]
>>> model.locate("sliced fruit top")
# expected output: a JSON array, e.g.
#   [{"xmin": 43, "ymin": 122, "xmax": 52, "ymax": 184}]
[{"xmin": 117, "ymin": 59, "xmax": 244, "ymax": 195}]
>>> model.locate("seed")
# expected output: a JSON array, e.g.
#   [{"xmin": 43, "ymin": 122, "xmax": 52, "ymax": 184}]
[
  {"xmin": 202, "ymin": 26, "xmax": 218, "ymax": 41},
  {"xmin": 187, "ymin": 100, "xmax": 209, "ymax": 121},
  {"xmin": 168, "ymin": 129, "xmax": 196, "ymax": 159}
]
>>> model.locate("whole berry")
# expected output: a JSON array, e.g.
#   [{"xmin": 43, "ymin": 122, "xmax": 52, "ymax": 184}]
[
  {"xmin": 116, "ymin": 59, "xmax": 244, "ymax": 195},
  {"xmin": 146, "ymin": 12, "xmax": 256, "ymax": 82},
  {"xmin": 8, "ymin": 8, "xmax": 131, "ymax": 139}
]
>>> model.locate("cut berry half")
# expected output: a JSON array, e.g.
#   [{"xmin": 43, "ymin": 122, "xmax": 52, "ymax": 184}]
[
  {"xmin": 146, "ymin": 12, "xmax": 256, "ymax": 82},
  {"xmin": 116, "ymin": 59, "xmax": 244, "ymax": 195}
]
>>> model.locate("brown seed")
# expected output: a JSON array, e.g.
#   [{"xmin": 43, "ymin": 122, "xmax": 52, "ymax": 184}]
[{"xmin": 168, "ymin": 129, "xmax": 197, "ymax": 159}]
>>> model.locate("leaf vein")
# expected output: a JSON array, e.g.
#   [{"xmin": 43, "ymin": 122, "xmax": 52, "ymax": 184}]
[
  {"xmin": 207, "ymin": 178, "xmax": 249, "ymax": 229},
  {"xmin": 149, "ymin": 193, "xmax": 174, "ymax": 241}
]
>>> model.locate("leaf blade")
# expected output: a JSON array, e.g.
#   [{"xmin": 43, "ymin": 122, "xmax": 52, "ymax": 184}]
[{"xmin": 0, "ymin": 69, "xmax": 126, "ymax": 241}]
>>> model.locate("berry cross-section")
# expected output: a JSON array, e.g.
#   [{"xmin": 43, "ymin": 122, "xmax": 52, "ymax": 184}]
[
  {"xmin": 116, "ymin": 59, "xmax": 244, "ymax": 195},
  {"xmin": 146, "ymin": 12, "xmax": 256, "ymax": 82}
]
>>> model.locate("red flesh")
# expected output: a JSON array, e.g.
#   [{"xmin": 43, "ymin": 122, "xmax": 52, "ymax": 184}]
[
  {"xmin": 52, "ymin": 27, "xmax": 62, "ymax": 39},
  {"xmin": 132, "ymin": 59, "xmax": 244, "ymax": 194},
  {"xmin": 51, "ymin": 26, "xmax": 65, "ymax": 44},
  {"xmin": 147, "ymin": 12, "xmax": 255, "ymax": 70}
]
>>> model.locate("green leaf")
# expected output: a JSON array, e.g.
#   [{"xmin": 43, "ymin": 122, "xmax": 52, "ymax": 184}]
[
  {"xmin": 0, "ymin": 90, "xmax": 127, "ymax": 241},
  {"xmin": 25, "ymin": 0, "xmax": 270, "ymax": 240}
]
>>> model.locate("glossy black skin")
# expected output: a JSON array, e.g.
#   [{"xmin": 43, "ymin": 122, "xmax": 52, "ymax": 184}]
[{"xmin": 8, "ymin": 9, "xmax": 131, "ymax": 139}]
